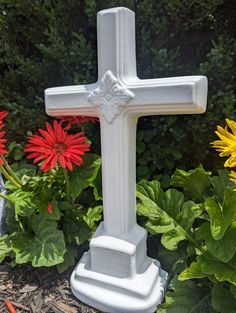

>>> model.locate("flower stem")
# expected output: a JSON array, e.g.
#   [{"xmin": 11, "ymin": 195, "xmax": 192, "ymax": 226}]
[
  {"xmin": 0, "ymin": 166, "xmax": 21, "ymax": 189},
  {"xmin": 1, "ymin": 156, "xmax": 22, "ymax": 186},
  {"xmin": 0, "ymin": 193, "xmax": 13, "ymax": 202},
  {"xmin": 63, "ymin": 168, "xmax": 70, "ymax": 202}
]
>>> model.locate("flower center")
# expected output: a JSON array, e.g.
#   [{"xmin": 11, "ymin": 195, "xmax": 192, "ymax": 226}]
[{"xmin": 52, "ymin": 142, "xmax": 66, "ymax": 154}]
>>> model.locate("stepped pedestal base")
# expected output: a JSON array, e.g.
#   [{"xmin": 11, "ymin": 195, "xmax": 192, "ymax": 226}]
[{"xmin": 70, "ymin": 223, "xmax": 168, "ymax": 313}]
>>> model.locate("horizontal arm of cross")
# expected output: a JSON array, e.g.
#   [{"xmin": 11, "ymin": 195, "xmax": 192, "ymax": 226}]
[
  {"xmin": 45, "ymin": 83, "xmax": 99, "ymax": 117},
  {"xmin": 45, "ymin": 75, "xmax": 207, "ymax": 118},
  {"xmin": 124, "ymin": 75, "xmax": 207, "ymax": 116}
]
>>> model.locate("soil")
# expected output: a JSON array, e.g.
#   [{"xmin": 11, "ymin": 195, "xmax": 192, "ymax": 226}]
[{"xmin": 0, "ymin": 263, "xmax": 102, "ymax": 313}]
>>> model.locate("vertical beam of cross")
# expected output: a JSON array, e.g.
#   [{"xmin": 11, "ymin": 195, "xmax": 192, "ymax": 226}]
[{"xmin": 45, "ymin": 7, "xmax": 207, "ymax": 237}]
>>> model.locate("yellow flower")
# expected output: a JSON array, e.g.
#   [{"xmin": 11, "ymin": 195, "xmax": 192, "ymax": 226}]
[
  {"xmin": 229, "ymin": 171, "xmax": 236, "ymax": 189},
  {"xmin": 211, "ymin": 119, "xmax": 236, "ymax": 168}
]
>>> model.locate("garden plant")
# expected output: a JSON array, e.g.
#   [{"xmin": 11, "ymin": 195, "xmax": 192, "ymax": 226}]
[
  {"xmin": 0, "ymin": 112, "xmax": 103, "ymax": 273},
  {"xmin": 0, "ymin": 113, "xmax": 236, "ymax": 312},
  {"xmin": 137, "ymin": 119, "xmax": 236, "ymax": 312}
]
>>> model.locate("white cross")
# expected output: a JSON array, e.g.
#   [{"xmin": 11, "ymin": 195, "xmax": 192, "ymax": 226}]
[
  {"xmin": 45, "ymin": 7, "xmax": 207, "ymax": 237},
  {"xmin": 45, "ymin": 7, "xmax": 207, "ymax": 312}
]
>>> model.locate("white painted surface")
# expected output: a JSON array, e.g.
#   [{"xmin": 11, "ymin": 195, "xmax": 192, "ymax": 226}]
[{"xmin": 45, "ymin": 6, "xmax": 207, "ymax": 313}]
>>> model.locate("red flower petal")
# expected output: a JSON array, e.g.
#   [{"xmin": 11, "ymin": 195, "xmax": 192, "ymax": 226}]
[
  {"xmin": 47, "ymin": 202, "xmax": 53, "ymax": 214},
  {"xmin": 25, "ymin": 121, "xmax": 90, "ymax": 172}
]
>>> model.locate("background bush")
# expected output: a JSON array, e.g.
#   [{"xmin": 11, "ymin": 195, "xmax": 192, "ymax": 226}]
[{"xmin": 0, "ymin": 0, "xmax": 235, "ymax": 177}]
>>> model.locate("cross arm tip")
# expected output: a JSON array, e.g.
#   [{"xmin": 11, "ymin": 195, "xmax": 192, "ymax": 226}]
[
  {"xmin": 193, "ymin": 75, "xmax": 208, "ymax": 114},
  {"xmin": 98, "ymin": 7, "xmax": 134, "ymax": 17}
]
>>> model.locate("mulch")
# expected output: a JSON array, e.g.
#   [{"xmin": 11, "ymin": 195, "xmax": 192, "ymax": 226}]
[{"xmin": 0, "ymin": 263, "xmax": 102, "ymax": 313}]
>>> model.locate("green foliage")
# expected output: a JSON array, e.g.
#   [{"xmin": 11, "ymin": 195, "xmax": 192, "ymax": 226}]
[
  {"xmin": 137, "ymin": 166, "xmax": 236, "ymax": 312},
  {"xmin": 171, "ymin": 166, "xmax": 212, "ymax": 201},
  {"xmin": 0, "ymin": 153, "xmax": 102, "ymax": 270},
  {"xmin": 0, "ymin": 1, "xmax": 235, "ymax": 174},
  {"xmin": 0, "ymin": 235, "xmax": 11, "ymax": 263},
  {"xmin": 11, "ymin": 216, "xmax": 66, "ymax": 267},
  {"xmin": 158, "ymin": 277, "xmax": 214, "ymax": 313},
  {"xmin": 137, "ymin": 181, "xmax": 202, "ymax": 250},
  {"xmin": 212, "ymin": 284, "xmax": 236, "ymax": 313}
]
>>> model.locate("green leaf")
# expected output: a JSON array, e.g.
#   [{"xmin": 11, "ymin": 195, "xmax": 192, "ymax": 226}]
[
  {"xmin": 5, "ymin": 202, "xmax": 21, "ymax": 232},
  {"xmin": 158, "ymin": 276, "xmax": 214, "ymax": 313},
  {"xmin": 137, "ymin": 180, "xmax": 201, "ymax": 250},
  {"xmin": 137, "ymin": 180, "xmax": 162, "ymax": 218},
  {"xmin": 11, "ymin": 216, "xmax": 66, "ymax": 267},
  {"xmin": 64, "ymin": 218, "xmax": 91, "ymax": 245},
  {"xmin": 70, "ymin": 153, "xmax": 101, "ymax": 199},
  {"xmin": 15, "ymin": 165, "xmax": 37, "ymax": 183},
  {"xmin": 211, "ymin": 169, "xmax": 234, "ymax": 202},
  {"xmin": 196, "ymin": 222, "xmax": 236, "ymax": 262},
  {"xmin": 192, "ymin": 253, "xmax": 236, "ymax": 285},
  {"xmin": 74, "ymin": 221, "xmax": 91, "ymax": 245},
  {"xmin": 212, "ymin": 284, "xmax": 236, "ymax": 313},
  {"xmin": 205, "ymin": 189, "xmax": 236, "ymax": 240},
  {"xmin": 0, "ymin": 235, "xmax": 12, "ymax": 263},
  {"xmin": 171, "ymin": 165, "xmax": 212, "ymax": 201},
  {"xmin": 158, "ymin": 244, "xmax": 189, "ymax": 276},
  {"xmin": 179, "ymin": 261, "xmax": 205, "ymax": 281},
  {"xmin": 57, "ymin": 245, "xmax": 78, "ymax": 273},
  {"xmin": 83, "ymin": 205, "xmax": 103, "ymax": 229},
  {"xmin": 38, "ymin": 200, "xmax": 61, "ymax": 221},
  {"xmin": 90, "ymin": 168, "xmax": 102, "ymax": 200},
  {"xmin": 7, "ymin": 190, "xmax": 36, "ymax": 217},
  {"xmin": 231, "ymin": 285, "xmax": 236, "ymax": 299}
]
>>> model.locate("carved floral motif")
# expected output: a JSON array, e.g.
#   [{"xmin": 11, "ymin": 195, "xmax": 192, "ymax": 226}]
[{"xmin": 87, "ymin": 71, "xmax": 134, "ymax": 122}]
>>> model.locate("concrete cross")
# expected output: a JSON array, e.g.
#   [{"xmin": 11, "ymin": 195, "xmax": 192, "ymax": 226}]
[{"xmin": 45, "ymin": 7, "xmax": 207, "ymax": 313}]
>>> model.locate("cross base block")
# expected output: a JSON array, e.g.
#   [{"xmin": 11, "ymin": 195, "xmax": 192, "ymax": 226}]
[{"xmin": 70, "ymin": 223, "xmax": 168, "ymax": 313}]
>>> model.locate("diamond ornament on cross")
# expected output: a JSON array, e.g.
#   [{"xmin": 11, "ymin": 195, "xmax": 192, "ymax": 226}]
[{"xmin": 45, "ymin": 7, "xmax": 207, "ymax": 313}]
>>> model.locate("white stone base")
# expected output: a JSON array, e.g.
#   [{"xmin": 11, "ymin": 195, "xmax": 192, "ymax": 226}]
[{"xmin": 70, "ymin": 223, "xmax": 168, "ymax": 313}]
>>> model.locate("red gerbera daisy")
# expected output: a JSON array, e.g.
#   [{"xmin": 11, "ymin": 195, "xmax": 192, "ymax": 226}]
[
  {"xmin": 58, "ymin": 115, "xmax": 99, "ymax": 130},
  {"xmin": 24, "ymin": 121, "xmax": 90, "ymax": 172},
  {"xmin": 0, "ymin": 111, "xmax": 8, "ymax": 123},
  {"xmin": 0, "ymin": 122, "xmax": 8, "ymax": 166}
]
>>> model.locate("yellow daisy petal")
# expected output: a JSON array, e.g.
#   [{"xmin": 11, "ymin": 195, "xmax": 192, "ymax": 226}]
[{"xmin": 226, "ymin": 119, "xmax": 236, "ymax": 136}]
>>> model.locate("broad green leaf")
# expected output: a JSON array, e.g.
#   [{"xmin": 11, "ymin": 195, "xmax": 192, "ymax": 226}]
[
  {"xmin": 5, "ymin": 202, "xmax": 21, "ymax": 232},
  {"xmin": 212, "ymin": 284, "xmax": 236, "ymax": 313},
  {"xmin": 158, "ymin": 276, "xmax": 214, "ymax": 313},
  {"xmin": 137, "ymin": 180, "xmax": 162, "ymax": 217},
  {"xmin": 70, "ymin": 153, "xmax": 101, "ymax": 199},
  {"xmin": 158, "ymin": 244, "xmax": 189, "ymax": 275},
  {"xmin": 0, "ymin": 235, "xmax": 12, "ymax": 263},
  {"xmin": 83, "ymin": 205, "xmax": 103, "ymax": 229},
  {"xmin": 211, "ymin": 169, "xmax": 234, "ymax": 202},
  {"xmin": 179, "ymin": 261, "xmax": 205, "ymax": 280},
  {"xmin": 38, "ymin": 200, "xmax": 61, "ymax": 221},
  {"xmin": 64, "ymin": 218, "xmax": 91, "ymax": 245},
  {"xmin": 74, "ymin": 221, "xmax": 92, "ymax": 245},
  {"xmin": 171, "ymin": 165, "xmax": 212, "ymax": 201},
  {"xmin": 205, "ymin": 189, "xmax": 236, "ymax": 240},
  {"xmin": 7, "ymin": 190, "xmax": 36, "ymax": 217},
  {"xmin": 231, "ymin": 285, "xmax": 236, "ymax": 299},
  {"xmin": 196, "ymin": 222, "xmax": 236, "ymax": 262},
  {"xmin": 57, "ymin": 245, "xmax": 78, "ymax": 273},
  {"xmin": 197, "ymin": 253, "xmax": 236, "ymax": 285},
  {"xmin": 161, "ymin": 227, "xmax": 186, "ymax": 250},
  {"xmin": 58, "ymin": 201, "xmax": 74, "ymax": 211},
  {"xmin": 137, "ymin": 181, "xmax": 201, "ymax": 250},
  {"xmin": 11, "ymin": 216, "xmax": 66, "ymax": 267}
]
